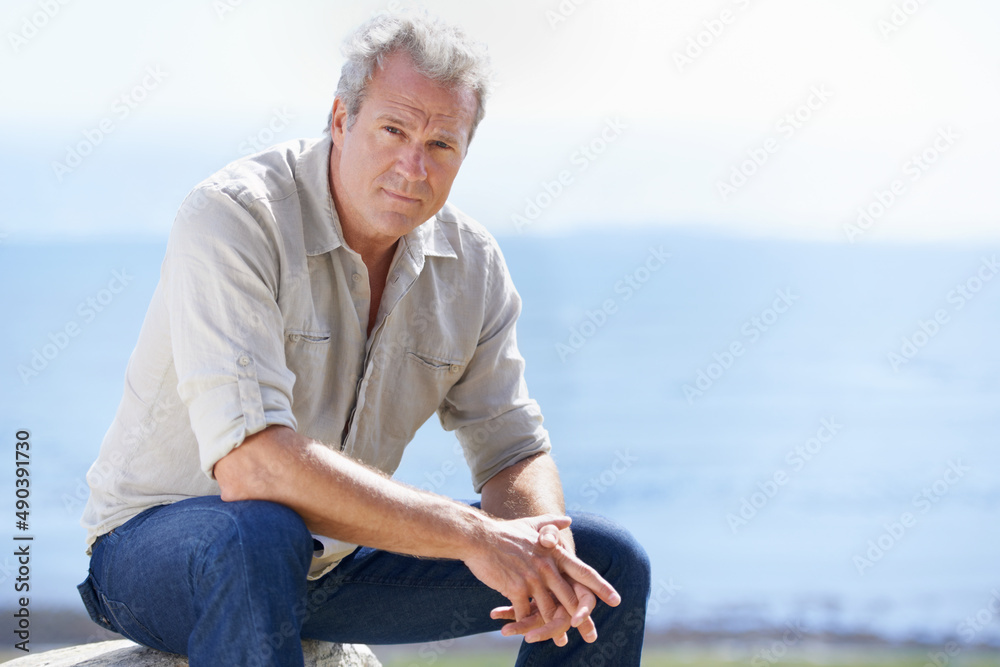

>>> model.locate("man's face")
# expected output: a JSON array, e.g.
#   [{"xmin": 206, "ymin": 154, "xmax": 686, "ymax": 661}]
[{"xmin": 330, "ymin": 51, "xmax": 478, "ymax": 248}]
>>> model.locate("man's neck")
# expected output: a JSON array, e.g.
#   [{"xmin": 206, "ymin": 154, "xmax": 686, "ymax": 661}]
[{"xmin": 341, "ymin": 228, "xmax": 399, "ymax": 274}]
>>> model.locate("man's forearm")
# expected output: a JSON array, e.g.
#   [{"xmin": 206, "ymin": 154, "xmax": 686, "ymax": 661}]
[
  {"xmin": 215, "ymin": 424, "xmax": 490, "ymax": 561},
  {"xmin": 481, "ymin": 452, "xmax": 575, "ymax": 551}
]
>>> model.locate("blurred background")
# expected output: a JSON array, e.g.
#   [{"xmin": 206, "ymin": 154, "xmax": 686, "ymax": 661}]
[{"xmin": 2, "ymin": 0, "xmax": 999, "ymax": 663}]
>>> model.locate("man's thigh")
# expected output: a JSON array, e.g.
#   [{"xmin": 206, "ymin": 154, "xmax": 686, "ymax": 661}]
[
  {"xmin": 301, "ymin": 545, "xmax": 509, "ymax": 644},
  {"xmin": 84, "ymin": 496, "xmax": 313, "ymax": 654}
]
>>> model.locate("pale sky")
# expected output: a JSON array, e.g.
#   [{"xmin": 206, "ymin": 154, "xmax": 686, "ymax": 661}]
[{"xmin": 2, "ymin": 0, "xmax": 998, "ymax": 241}]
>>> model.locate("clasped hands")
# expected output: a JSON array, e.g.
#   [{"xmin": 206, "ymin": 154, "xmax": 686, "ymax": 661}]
[{"xmin": 478, "ymin": 515, "xmax": 621, "ymax": 648}]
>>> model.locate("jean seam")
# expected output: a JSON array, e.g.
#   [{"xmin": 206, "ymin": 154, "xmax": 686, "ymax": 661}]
[
  {"xmin": 101, "ymin": 595, "xmax": 169, "ymax": 650},
  {"xmin": 322, "ymin": 576, "xmax": 487, "ymax": 590},
  {"xmin": 228, "ymin": 511, "xmax": 267, "ymax": 667}
]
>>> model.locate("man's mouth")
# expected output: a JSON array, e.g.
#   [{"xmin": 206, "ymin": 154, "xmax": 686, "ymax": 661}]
[{"xmin": 382, "ymin": 188, "xmax": 420, "ymax": 204}]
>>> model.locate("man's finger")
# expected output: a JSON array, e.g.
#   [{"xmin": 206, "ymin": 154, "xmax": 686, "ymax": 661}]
[
  {"xmin": 525, "ymin": 615, "xmax": 572, "ymax": 644},
  {"xmin": 531, "ymin": 514, "xmax": 572, "ymax": 532},
  {"xmin": 490, "ymin": 605, "xmax": 516, "ymax": 621},
  {"xmin": 538, "ymin": 524, "xmax": 560, "ymax": 549},
  {"xmin": 539, "ymin": 562, "xmax": 583, "ymax": 623},
  {"xmin": 576, "ymin": 615, "xmax": 598, "ymax": 643},
  {"xmin": 553, "ymin": 547, "xmax": 621, "ymax": 608},
  {"xmin": 570, "ymin": 587, "xmax": 597, "ymax": 627},
  {"xmin": 538, "ymin": 531, "xmax": 559, "ymax": 549},
  {"xmin": 497, "ymin": 611, "xmax": 545, "ymax": 637},
  {"xmin": 532, "ymin": 589, "xmax": 559, "ymax": 625},
  {"xmin": 512, "ymin": 593, "xmax": 533, "ymax": 622}
]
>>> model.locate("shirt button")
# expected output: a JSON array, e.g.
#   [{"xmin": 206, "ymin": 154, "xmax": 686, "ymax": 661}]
[
  {"xmin": 289, "ymin": 334, "xmax": 301, "ymax": 343},
  {"xmin": 449, "ymin": 365, "xmax": 460, "ymax": 374},
  {"xmin": 238, "ymin": 355, "xmax": 250, "ymax": 367},
  {"xmin": 352, "ymin": 273, "xmax": 362, "ymax": 283}
]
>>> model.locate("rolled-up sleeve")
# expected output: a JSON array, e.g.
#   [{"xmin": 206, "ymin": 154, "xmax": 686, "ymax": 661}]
[
  {"xmin": 438, "ymin": 241, "xmax": 551, "ymax": 492},
  {"xmin": 163, "ymin": 185, "xmax": 297, "ymax": 479}
]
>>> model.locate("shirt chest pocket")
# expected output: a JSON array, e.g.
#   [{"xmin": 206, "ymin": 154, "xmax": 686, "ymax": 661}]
[
  {"xmin": 371, "ymin": 348, "xmax": 468, "ymax": 433},
  {"xmin": 390, "ymin": 349, "xmax": 468, "ymax": 412},
  {"xmin": 343, "ymin": 346, "xmax": 469, "ymax": 470},
  {"xmin": 286, "ymin": 330, "xmax": 332, "ymax": 345},
  {"xmin": 406, "ymin": 350, "xmax": 466, "ymax": 376},
  {"xmin": 281, "ymin": 330, "xmax": 350, "ymax": 431},
  {"xmin": 282, "ymin": 330, "xmax": 334, "ymax": 392}
]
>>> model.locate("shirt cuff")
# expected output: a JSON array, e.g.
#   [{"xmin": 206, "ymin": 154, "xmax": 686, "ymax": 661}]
[{"xmin": 186, "ymin": 352, "xmax": 297, "ymax": 479}]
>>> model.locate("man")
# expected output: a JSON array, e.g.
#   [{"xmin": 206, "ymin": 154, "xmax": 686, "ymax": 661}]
[{"xmin": 78, "ymin": 12, "xmax": 649, "ymax": 666}]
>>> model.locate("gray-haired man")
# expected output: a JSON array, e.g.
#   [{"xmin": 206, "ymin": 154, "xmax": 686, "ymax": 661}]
[{"xmin": 78, "ymin": 12, "xmax": 650, "ymax": 666}]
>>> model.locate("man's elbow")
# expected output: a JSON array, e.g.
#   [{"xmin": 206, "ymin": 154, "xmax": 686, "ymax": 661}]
[{"xmin": 213, "ymin": 425, "xmax": 292, "ymax": 502}]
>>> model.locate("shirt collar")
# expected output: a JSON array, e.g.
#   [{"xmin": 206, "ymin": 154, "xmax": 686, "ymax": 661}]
[
  {"xmin": 297, "ymin": 135, "xmax": 457, "ymax": 263},
  {"xmin": 297, "ymin": 134, "xmax": 344, "ymax": 257},
  {"xmin": 402, "ymin": 212, "xmax": 459, "ymax": 265}
]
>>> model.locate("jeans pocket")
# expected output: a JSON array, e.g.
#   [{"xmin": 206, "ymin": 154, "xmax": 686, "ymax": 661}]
[
  {"xmin": 76, "ymin": 574, "xmax": 117, "ymax": 632},
  {"xmin": 102, "ymin": 596, "xmax": 169, "ymax": 652}
]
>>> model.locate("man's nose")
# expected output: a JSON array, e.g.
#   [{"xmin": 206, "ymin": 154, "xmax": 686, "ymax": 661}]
[{"xmin": 396, "ymin": 145, "xmax": 428, "ymax": 182}]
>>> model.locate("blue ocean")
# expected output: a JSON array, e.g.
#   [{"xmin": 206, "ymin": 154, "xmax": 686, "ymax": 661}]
[{"xmin": 2, "ymin": 232, "xmax": 998, "ymax": 645}]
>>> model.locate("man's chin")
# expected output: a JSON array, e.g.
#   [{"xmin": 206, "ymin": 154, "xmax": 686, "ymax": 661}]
[{"xmin": 372, "ymin": 211, "xmax": 432, "ymax": 239}]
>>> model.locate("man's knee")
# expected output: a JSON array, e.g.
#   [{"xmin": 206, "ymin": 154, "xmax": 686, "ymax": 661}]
[
  {"xmin": 569, "ymin": 512, "xmax": 651, "ymax": 598},
  {"xmin": 193, "ymin": 499, "xmax": 313, "ymax": 574}
]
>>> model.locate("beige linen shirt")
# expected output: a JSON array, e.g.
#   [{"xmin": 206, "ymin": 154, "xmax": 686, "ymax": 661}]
[{"xmin": 81, "ymin": 136, "xmax": 550, "ymax": 578}]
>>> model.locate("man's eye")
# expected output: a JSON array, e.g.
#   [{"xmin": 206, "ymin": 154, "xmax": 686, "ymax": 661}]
[
  {"xmin": 432, "ymin": 141, "xmax": 451, "ymax": 149},
  {"xmin": 385, "ymin": 126, "xmax": 402, "ymax": 135}
]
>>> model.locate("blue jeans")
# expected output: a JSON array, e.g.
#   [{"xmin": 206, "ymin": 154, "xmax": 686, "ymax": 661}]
[{"xmin": 78, "ymin": 496, "xmax": 650, "ymax": 666}]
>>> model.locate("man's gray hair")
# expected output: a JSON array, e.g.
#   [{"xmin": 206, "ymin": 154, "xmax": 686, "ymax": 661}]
[{"xmin": 326, "ymin": 12, "xmax": 493, "ymax": 143}]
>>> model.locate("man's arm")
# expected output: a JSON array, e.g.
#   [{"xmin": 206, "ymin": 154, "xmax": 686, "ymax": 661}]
[{"xmin": 213, "ymin": 425, "xmax": 619, "ymax": 631}]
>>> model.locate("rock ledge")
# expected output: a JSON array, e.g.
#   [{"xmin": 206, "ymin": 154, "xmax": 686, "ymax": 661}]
[{"xmin": 4, "ymin": 639, "xmax": 381, "ymax": 666}]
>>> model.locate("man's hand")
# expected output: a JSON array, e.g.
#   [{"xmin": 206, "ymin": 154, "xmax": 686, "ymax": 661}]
[
  {"xmin": 485, "ymin": 522, "xmax": 607, "ymax": 645},
  {"xmin": 479, "ymin": 453, "xmax": 617, "ymax": 646},
  {"xmin": 461, "ymin": 514, "xmax": 619, "ymax": 647}
]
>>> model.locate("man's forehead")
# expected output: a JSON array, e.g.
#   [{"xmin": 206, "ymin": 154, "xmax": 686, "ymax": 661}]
[
  {"xmin": 364, "ymin": 53, "xmax": 477, "ymax": 132},
  {"xmin": 373, "ymin": 104, "xmax": 469, "ymax": 136}
]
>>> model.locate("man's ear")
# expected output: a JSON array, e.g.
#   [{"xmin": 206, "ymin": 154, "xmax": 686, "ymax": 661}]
[{"xmin": 330, "ymin": 97, "xmax": 348, "ymax": 148}]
